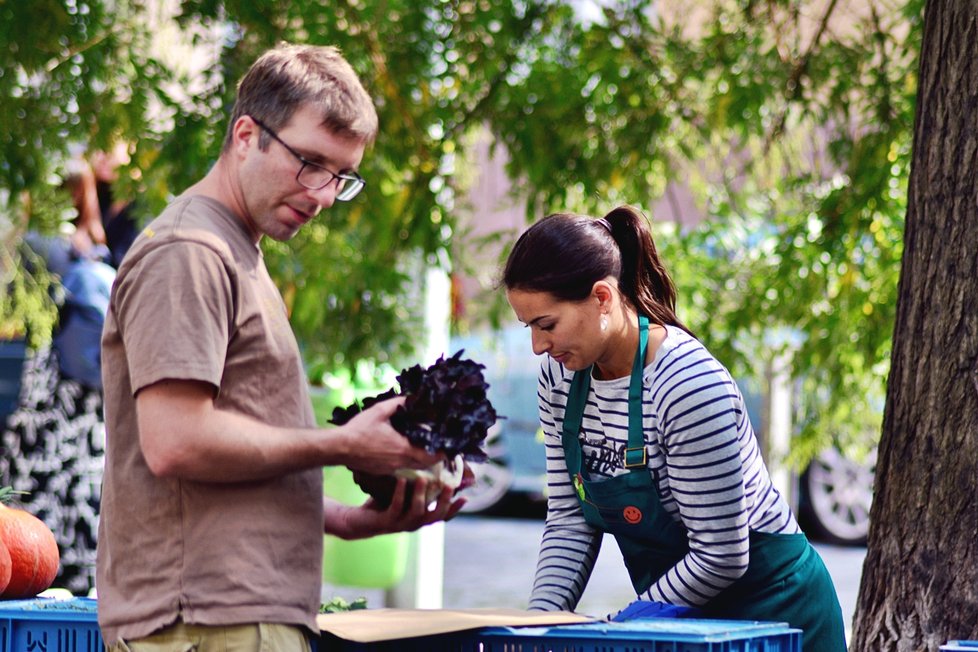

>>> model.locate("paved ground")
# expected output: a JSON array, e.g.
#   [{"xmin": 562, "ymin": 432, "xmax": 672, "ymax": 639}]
[{"xmin": 443, "ymin": 515, "xmax": 866, "ymax": 623}]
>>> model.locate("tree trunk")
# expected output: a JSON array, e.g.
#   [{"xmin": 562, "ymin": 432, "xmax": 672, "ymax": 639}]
[{"xmin": 849, "ymin": 1, "xmax": 978, "ymax": 650}]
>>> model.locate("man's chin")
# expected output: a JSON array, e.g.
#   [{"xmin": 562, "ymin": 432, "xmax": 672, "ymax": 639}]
[{"xmin": 265, "ymin": 226, "xmax": 301, "ymax": 242}]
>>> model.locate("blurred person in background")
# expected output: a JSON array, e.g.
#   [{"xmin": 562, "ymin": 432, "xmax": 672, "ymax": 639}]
[{"xmin": 0, "ymin": 144, "xmax": 131, "ymax": 595}]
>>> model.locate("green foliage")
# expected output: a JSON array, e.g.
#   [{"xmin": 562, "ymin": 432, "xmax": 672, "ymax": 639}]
[
  {"xmin": 0, "ymin": 0, "xmax": 162, "ymax": 345},
  {"xmin": 1, "ymin": 0, "xmax": 923, "ymax": 458},
  {"xmin": 319, "ymin": 596, "xmax": 368, "ymax": 613},
  {"xmin": 0, "ymin": 0, "xmax": 162, "ymax": 196},
  {"xmin": 0, "ymin": 240, "xmax": 59, "ymax": 350},
  {"xmin": 167, "ymin": 0, "xmax": 571, "ymax": 371},
  {"xmin": 309, "ymin": 360, "xmax": 398, "ymax": 427},
  {"xmin": 0, "ymin": 486, "xmax": 29, "ymax": 505},
  {"xmin": 671, "ymin": 0, "xmax": 918, "ymax": 460},
  {"xmin": 477, "ymin": 0, "xmax": 921, "ymax": 462},
  {"xmin": 0, "ymin": 181, "xmax": 72, "ymax": 349}
]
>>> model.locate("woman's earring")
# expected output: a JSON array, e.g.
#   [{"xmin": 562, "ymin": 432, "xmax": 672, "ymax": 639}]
[{"xmin": 600, "ymin": 316, "xmax": 608, "ymax": 331}]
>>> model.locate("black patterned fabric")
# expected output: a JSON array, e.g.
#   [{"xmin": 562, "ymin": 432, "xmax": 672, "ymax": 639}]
[{"xmin": 0, "ymin": 346, "xmax": 103, "ymax": 595}]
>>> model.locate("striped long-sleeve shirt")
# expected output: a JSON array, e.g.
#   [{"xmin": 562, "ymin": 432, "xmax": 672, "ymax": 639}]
[{"xmin": 528, "ymin": 325, "xmax": 799, "ymax": 612}]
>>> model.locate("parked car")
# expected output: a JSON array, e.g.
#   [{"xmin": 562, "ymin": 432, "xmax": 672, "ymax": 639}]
[
  {"xmin": 451, "ymin": 327, "xmax": 547, "ymax": 512},
  {"xmin": 797, "ymin": 446, "xmax": 875, "ymax": 545},
  {"xmin": 452, "ymin": 325, "xmax": 875, "ymax": 545}
]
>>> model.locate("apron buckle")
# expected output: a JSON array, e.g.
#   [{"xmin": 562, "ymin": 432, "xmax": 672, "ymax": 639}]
[{"xmin": 624, "ymin": 446, "xmax": 647, "ymax": 468}]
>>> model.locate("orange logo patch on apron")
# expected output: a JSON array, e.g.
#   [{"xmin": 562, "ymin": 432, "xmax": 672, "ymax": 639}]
[{"xmin": 623, "ymin": 505, "xmax": 643, "ymax": 524}]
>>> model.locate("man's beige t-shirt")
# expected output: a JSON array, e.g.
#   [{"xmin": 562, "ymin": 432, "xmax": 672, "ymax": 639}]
[{"xmin": 96, "ymin": 196, "xmax": 322, "ymax": 644}]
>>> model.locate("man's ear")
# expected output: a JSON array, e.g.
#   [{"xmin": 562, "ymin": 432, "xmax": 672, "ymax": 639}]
[{"xmin": 231, "ymin": 116, "xmax": 259, "ymax": 156}]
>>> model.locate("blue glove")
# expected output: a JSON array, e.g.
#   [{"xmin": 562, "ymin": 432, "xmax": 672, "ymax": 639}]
[{"xmin": 610, "ymin": 600, "xmax": 702, "ymax": 621}]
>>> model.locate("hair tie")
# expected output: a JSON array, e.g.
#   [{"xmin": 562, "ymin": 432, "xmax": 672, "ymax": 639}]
[{"xmin": 595, "ymin": 217, "xmax": 612, "ymax": 233}]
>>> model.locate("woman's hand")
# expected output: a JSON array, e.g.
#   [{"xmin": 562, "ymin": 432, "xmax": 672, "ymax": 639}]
[{"xmin": 324, "ymin": 477, "xmax": 466, "ymax": 540}]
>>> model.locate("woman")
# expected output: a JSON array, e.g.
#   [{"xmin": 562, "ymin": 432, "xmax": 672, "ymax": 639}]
[{"xmin": 503, "ymin": 205, "xmax": 847, "ymax": 652}]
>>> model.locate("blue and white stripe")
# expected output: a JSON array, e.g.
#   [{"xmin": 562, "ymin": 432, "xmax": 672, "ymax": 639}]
[{"xmin": 528, "ymin": 325, "xmax": 799, "ymax": 612}]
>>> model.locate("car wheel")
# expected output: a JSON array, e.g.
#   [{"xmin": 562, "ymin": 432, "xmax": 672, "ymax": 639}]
[
  {"xmin": 799, "ymin": 447, "xmax": 876, "ymax": 546},
  {"xmin": 459, "ymin": 425, "xmax": 513, "ymax": 513}
]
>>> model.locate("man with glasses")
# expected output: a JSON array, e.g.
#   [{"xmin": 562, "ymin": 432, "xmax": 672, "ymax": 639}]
[{"xmin": 96, "ymin": 44, "xmax": 465, "ymax": 651}]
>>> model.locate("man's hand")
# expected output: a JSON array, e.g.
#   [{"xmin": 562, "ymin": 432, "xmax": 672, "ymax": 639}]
[
  {"xmin": 324, "ymin": 477, "xmax": 466, "ymax": 540},
  {"xmin": 336, "ymin": 397, "xmax": 444, "ymax": 475}
]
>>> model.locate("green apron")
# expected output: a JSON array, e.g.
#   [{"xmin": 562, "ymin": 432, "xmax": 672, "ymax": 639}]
[{"xmin": 560, "ymin": 315, "xmax": 847, "ymax": 652}]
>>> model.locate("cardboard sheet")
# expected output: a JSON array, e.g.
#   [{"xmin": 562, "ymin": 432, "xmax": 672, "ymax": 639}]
[{"xmin": 317, "ymin": 607, "xmax": 594, "ymax": 643}]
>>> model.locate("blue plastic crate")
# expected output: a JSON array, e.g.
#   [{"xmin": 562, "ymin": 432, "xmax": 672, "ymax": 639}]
[
  {"xmin": 0, "ymin": 597, "xmax": 105, "ymax": 652},
  {"xmin": 942, "ymin": 642, "xmax": 978, "ymax": 651},
  {"xmin": 316, "ymin": 618, "xmax": 801, "ymax": 652},
  {"xmin": 467, "ymin": 618, "xmax": 801, "ymax": 652}
]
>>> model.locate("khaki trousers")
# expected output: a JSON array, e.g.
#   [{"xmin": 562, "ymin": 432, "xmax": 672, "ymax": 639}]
[{"xmin": 107, "ymin": 621, "xmax": 312, "ymax": 652}]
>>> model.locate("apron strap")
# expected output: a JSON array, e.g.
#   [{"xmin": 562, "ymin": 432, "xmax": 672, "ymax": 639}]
[
  {"xmin": 562, "ymin": 367, "xmax": 590, "ymax": 476},
  {"xmin": 561, "ymin": 315, "xmax": 650, "ymax": 476},
  {"xmin": 625, "ymin": 316, "xmax": 649, "ymax": 467}
]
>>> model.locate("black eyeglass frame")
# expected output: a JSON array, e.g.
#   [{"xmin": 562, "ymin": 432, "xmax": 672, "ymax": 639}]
[{"xmin": 250, "ymin": 116, "xmax": 366, "ymax": 201}]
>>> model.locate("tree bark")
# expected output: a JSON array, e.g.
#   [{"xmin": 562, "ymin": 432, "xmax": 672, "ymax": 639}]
[{"xmin": 849, "ymin": 1, "xmax": 978, "ymax": 650}]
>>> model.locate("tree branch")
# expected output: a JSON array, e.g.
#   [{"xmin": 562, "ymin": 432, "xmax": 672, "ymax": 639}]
[
  {"xmin": 763, "ymin": 0, "xmax": 841, "ymax": 155},
  {"xmin": 445, "ymin": 3, "xmax": 550, "ymax": 139},
  {"xmin": 45, "ymin": 29, "xmax": 114, "ymax": 74}
]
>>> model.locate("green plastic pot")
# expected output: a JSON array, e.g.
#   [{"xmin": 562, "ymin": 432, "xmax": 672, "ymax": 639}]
[{"xmin": 322, "ymin": 466, "xmax": 409, "ymax": 589}]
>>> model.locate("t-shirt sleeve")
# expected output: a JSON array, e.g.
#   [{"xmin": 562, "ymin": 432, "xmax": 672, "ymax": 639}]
[{"xmin": 111, "ymin": 240, "xmax": 235, "ymax": 395}]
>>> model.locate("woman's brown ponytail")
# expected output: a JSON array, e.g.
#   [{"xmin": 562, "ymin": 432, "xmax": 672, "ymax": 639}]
[{"xmin": 602, "ymin": 206, "xmax": 691, "ymax": 335}]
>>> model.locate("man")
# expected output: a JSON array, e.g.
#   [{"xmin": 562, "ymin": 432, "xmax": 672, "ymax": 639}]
[{"xmin": 96, "ymin": 43, "xmax": 463, "ymax": 651}]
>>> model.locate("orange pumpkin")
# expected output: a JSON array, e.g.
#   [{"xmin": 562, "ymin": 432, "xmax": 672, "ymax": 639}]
[
  {"xmin": 0, "ymin": 503, "xmax": 60, "ymax": 599},
  {"xmin": 0, "ymin": 543, "xmax": 11, "ymax": 595}
]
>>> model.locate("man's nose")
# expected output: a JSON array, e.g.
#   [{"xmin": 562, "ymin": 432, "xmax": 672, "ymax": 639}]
[{"xmin": 307, "ymin": 182, "xmax": 339, "ymax": 211}]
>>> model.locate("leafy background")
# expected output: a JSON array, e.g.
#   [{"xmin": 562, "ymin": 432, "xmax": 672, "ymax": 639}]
[{"xmin": 0, "ymin": 0, "xmax": 923, "ymax": 464}]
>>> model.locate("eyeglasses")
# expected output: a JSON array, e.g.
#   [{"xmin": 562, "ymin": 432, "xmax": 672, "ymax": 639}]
[{"xmin": 250, "ymin": 116, "xmax": 366, "ymax": 201}]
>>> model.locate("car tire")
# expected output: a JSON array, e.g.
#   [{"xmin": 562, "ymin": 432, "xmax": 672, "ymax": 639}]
[
  {"xmin": 798, "ymin": 447, "xmax": 875, "ymax": 546},
  {"xmin": 459, "ymin": 425, "xmax": 514, "ymax": 513}
]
